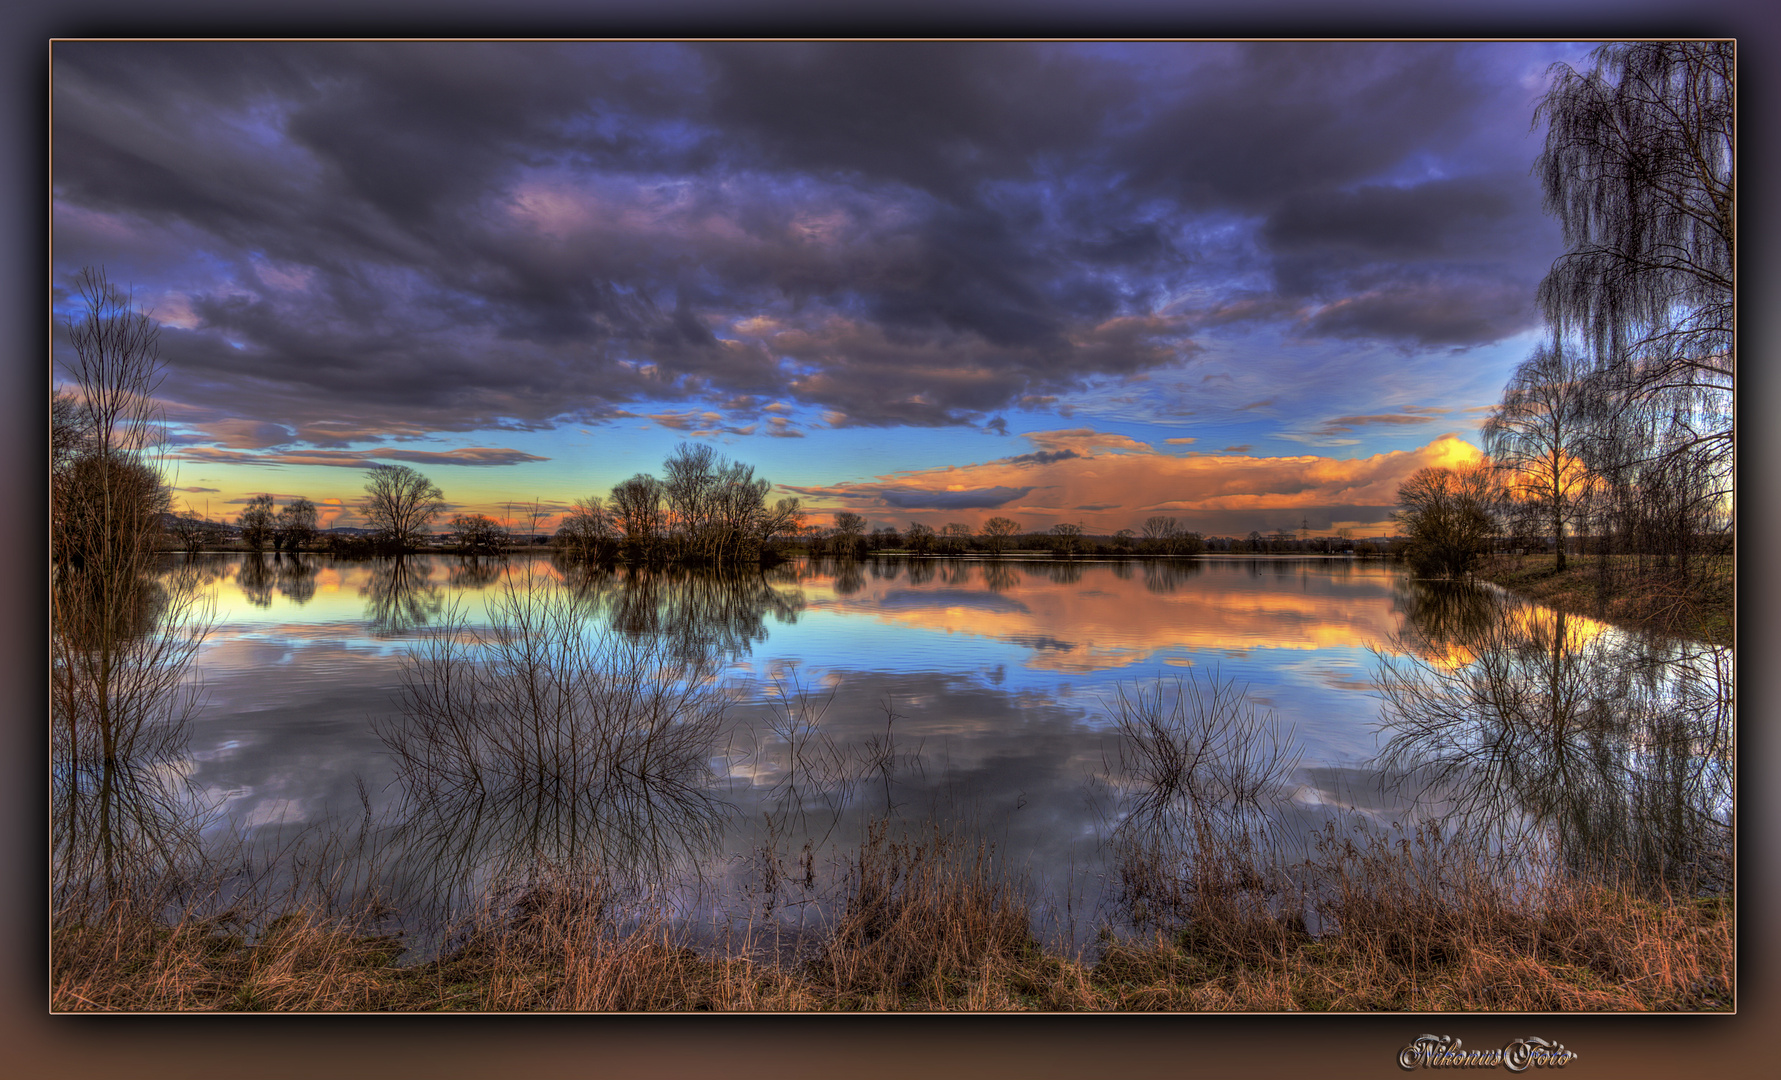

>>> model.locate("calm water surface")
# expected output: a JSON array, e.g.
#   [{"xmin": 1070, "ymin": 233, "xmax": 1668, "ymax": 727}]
[{"xmin": 136, "ymin": 551, "xmax": 1726, "ymax": 947}]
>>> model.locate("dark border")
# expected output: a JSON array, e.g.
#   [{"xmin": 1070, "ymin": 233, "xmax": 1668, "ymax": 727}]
[{"xmin": 10, "ymin": 4, "xmax": 1778, "ymax": 1079}]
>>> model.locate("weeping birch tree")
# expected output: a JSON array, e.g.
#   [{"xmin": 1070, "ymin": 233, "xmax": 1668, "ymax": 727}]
[{"xmin": 1532, "ymin": 41, "xmax": 1734, "ymax": 568}]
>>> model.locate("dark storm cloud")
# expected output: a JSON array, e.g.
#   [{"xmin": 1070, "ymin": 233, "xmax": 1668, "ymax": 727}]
[
  {"xmin": 380, "ymin": 448, "xmax": 552, "ymax": 467},
  {"xmin": 1317, "ymin": 413, "xmax": 1439, "ymax": 435},
  {"xmin": 694, "ymin": 42, "xmax": 1129, "ymax": 204},
  {"xmin": 1262, "ymin": 173, "xmax": 1552, "ymax": 343},
  {"xmin": 1302, "ymin": 279, "xmax": 1535, "ymax": 347},
  {"xmin": 875, "ymin": 486, "xmax": 1037, "ymax": 511},
  {"xmin": 1006, "ymin": 449, "xmax": 1080, "ymax": 467},
  {"xmin": 1118, "ymin": 43, "xmax": 1490, "ymax": 211},
  {"xmin": 52, "ymin": 41, "xmax": 1561, "ymax": 445},
  {"xmin": 176, "ymin": 446, "xmax": 548, "ymax": 469},
  {"xmin": 1265, "ymin": 175, "xmax": 1519, "ymax": 262}
]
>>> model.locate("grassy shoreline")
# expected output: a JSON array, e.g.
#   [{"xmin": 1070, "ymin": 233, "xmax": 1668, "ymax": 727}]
[
  {"xmin": 52, "ymin": 823, "xmax": 1732, "ymax": 1013},
  {"xmin": 1473, "ymin": 553, "xmax": 1732, "ymax": 646},
  {"xmin": 51, "ymin": 889, "xmax": 1733, "ymax": 1013}
]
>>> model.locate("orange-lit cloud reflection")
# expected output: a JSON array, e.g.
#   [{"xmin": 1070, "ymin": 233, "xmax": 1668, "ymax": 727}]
[
  {"xmin": 1403, "ymin": 594, "xmax": 1616, "ymax": 672},
  {"xmin": 806, "ymin": 562, "xmax": 1405, "ymax": 672}
]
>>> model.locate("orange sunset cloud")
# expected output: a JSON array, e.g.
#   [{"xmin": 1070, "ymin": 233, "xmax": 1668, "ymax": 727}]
[{"xmin": 786, "ymin": 430, "xmax": 1487, "ymax": 535}]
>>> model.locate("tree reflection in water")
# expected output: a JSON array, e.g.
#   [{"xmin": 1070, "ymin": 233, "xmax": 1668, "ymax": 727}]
[
  {"xmin": 238, "ymin": 553, "xmax": 275, "ymax": 608},
  {"xmin": 903, "ymin": 559, "xmax": 937, "ymax": 587},
  {"xmin": 275, "ymin": 554, "xmax": 317, "ymax": 605},
  {"xmin": 1038, "ymin": 561, "xmax": 1084, "ymax": 586},
  {"xmin": 446, "ymin": 556, "xmax": 504, "ymax": 591},
  {"xmin": 238, "ymin": 552, "xmax": 319, "ymax": 608},
  {"xmin": 655, "ymin": 565, "xmax": 806, "ymax": 663},
  {"xmin": 979, "ymin": 561, "xmax": 1021, "ymax": 593},
  {"xmin": 52, "ymin": 557, "xmax": 213, "ymax": 911},
  {"xmin": 831, "ymin": 559, "xmax": 866, "ymax": 596},
  {"xmin": 551, "ymin": 559, "xmax": 807, "ymax": 664},
  {"xmin": 376, "ymin": 570, "xmax": 733, "ymax": 925},
  {"xmin": 361, "ymin": 557, "xmax": 445, "ymax": 637},
  {"xmin": 1376, "ymin": 580, "xmax": 1732, "ymax": 896},
  {"xmin": 1140, "ymin": 559, "xmax": 1203, "ymax": 594}
]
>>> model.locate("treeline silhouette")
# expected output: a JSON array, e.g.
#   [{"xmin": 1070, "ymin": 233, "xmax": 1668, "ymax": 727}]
[
  {"xmin": 797, "ymin": 512, "xmax": 1376, "ymax": 560},
  {"xmin": 556, "ymin": 441, "xmax": 804, "ymax": 567}
]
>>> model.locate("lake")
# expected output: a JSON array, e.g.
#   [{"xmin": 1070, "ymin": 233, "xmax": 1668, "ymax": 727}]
[{"xmin": 60, "ymin": 551, "xmax": 1733, "ymax": 955}]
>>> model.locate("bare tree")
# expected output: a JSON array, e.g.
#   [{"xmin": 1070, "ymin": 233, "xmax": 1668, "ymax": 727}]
[
  {"xmin": 610, "ymin": 473, "xmax": 667, "ymax": 562},
  {"xmin": 62, "ymin": 267, "xmax": 164, "ymax": 459},
  {"xmin": 360, "ymin": 464, "xmax": 445, "ymax": 552},
  {"xmin": 1537, "ymin": 42, "xmax": 1732, "ymax": 402},
  {"xmin": 661, "ymin": 441, "xmax": 720, "ymax": 560},
  {"xmin": 166, "ymin": 513, "xmax": 218, "ymax": 554},
  {"xmin": 982, "ymin": 516, "xmax": 1020, "ymax": 556},
  {"xmin": 51, "ymin": 389, "xmax": 90, "ymax": 478},
  {"xmin": 905, "ymin": 522, "xmax": 936, "ymax": 555},
  {"xmin": 450, "ymin": 513, "xmax": 510, "ymax": 557},
  {"xmin": 1393, "ymin": 465, "xmax": 1504, "ymax": 579},
  {"xmin": 939, "ymin": 522, "xmax": 973, "ymax": 555},
  {"xmin": 53, "ymin": 270, "xmax": 170, "ymax": 576},
  {"xmin": 238, "ymin": 494, "xmax": 275, "ymax": 552},
  {"xmin": 1050, "ymin": 521, "xmax": 1083, "ymax": 557},
  {"xmin": 275, "ymin": 496, "xmax": 318, "ymax": 552},
  {"xmin": 759, "ymin": 497, "xmax": 805, "ymax": 556},
  {"xmin": 1483, "ymin": 342, "xmax": 1596, "ymax": 571},
  {"xmin": 1142, "ymin": 515, "xmax": 1183, "ymax": 554},
  {"xmin": 557, "ymin": 496, "xmax": 618, "ymax": 562},
  {"xmin": 833, "ymin": 511, "xmax": 867, "ymax": 558},
  {"xmin": 709, "ymin": 457, "xmax": 774, "ymax": 564},
  {"xmin": 1580, "ymin": 385, "xmax": 1725, "ymax": 586},
  {"xmin": 653, "ymin": 442, "xmax": 793, "ymax": 564}
]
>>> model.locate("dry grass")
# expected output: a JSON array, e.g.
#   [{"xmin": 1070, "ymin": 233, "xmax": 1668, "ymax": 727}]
[
  {"xmin": 53, "ymin": 904, "xmax": 406, "ymax": 1012},
  {"xmin": 806, "ymin": 821, "xmax": 1041, "ymax": 1008},
  {"xmin": 51, "ymin": 812, "xmax": 1732, "ymax": 1012},
  {"xmin": 1086, "ymin": 818, "xmax": 1730, "ymax": 1012},
  {"xmin": 1291, "ymin": 820, "xmax": 1731, "ymax": 1010}
]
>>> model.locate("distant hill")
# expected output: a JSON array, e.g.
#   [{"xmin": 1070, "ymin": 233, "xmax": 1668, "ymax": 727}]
[{"xmin": 160, "ymin": 512, "xmax": 239, "ymax": 536}]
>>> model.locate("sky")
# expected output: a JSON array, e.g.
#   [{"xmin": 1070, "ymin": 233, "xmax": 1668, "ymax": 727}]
[{"xmin": 51, "ymin": 39, "xmax": 1601, "ymax": 538}]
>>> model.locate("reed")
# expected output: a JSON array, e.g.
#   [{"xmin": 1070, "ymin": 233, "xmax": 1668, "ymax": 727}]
[{"xmin": 50, "ymin": 803, "xmax": 1731, "ymax": 1012}]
